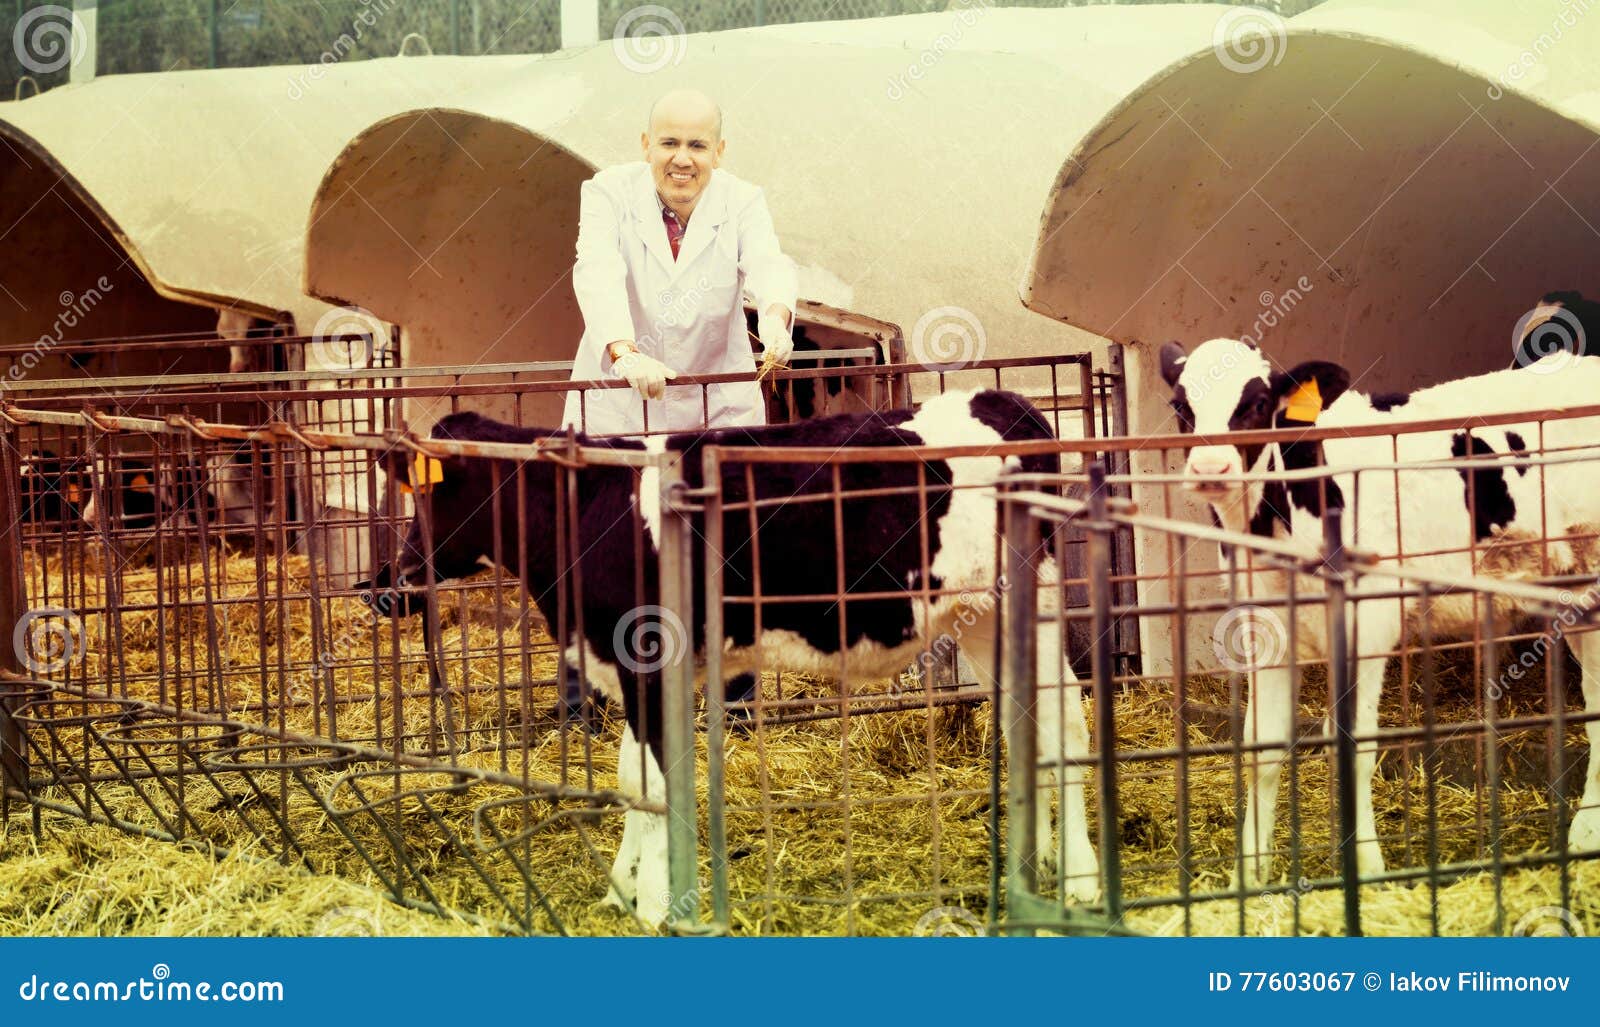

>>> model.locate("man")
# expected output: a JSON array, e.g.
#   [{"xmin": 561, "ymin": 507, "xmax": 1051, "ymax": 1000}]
[
  {"xmin": 558, "ymin": 89, "xmax": 796, "ymax": 729},
  {"xmin": 562, "ymin": 88, "xmax": 798, "ymax": 436}
]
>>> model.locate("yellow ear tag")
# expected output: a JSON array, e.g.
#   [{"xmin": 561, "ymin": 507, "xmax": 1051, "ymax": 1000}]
[
  {"xmin": 130, "ymin": 473, "xmax": 154, "ymax": 494},
  {"xmin": 1284, "ymin": 378, "xmax": 1323, "ymax": 423},
  {"xmin": 66, "ymin": 482, "xmax": 83, "ymax": 505},
  {"xmin": 400, "ymin": 453, "xmax": 445, "ymax": 495}
]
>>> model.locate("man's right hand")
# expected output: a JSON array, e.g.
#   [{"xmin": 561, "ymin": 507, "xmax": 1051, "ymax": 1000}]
[{"xmin": 613, "ymin": 348, "xmax": 677, "ymax": 401}]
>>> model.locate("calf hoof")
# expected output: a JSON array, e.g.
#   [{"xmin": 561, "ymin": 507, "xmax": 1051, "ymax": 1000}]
[
  {"xmin": 1568, "ymin": 807, "xmax": 1600, "ymax": 853},
  {"xmin": 1231, "ymin": 855, "xmax": 1273, "ymax": 892},
  {"xmin": 600, "ymin": 887, "xmax": 632, "ymax": 912}
]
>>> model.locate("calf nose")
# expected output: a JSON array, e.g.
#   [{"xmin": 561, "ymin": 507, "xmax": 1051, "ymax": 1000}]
[{"xmin": 1187, "ymin": 457, "xmax": 1236, "ymax": 478}]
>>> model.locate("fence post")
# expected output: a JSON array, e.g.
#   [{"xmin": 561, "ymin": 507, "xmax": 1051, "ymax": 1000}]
[
  {"xmin": 1000, "ymin": 483, "xmax": 1039, "ymax": 920},
  {"xmin": 1322, "ymin": 507, "xmax": 1362, "ymax": 936},
  {"xmin": 656, "ymin": 451, "xmax": 700, "ymax": 930},
  {"xmin": 1086, "ymin": 462, "xmax": 1123, "ymax": 919},
  {"xmin": 209, "ymin": 0, "xmax": 220, "ymax": 68},
  {"xmin": 72, "ymin": 0, "xmax": 97, "ymax": 84},
  {"xmin": 0, "ymin": 431, "xmax": 31, "ymax": 822},
  {"xmin": 560, "ymin": 0, "xmax": 599, "ymax": 49}
]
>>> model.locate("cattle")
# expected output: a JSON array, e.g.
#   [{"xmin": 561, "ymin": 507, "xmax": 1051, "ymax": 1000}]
[
  {"xmin": 18, "ymin": 450, "xmax": 89, "ymax": 527},
  {"xmin": 361, "ymin": 388, "xmax": 1096, "ymax": 926},
  {"xmin": 218, "ymin": 309, "xmax": 288, "ymax": 374},
  {"xmin": 80, "ymin": 449, "xmax": 278, "ymax": 536},
  {"xmin": 1513, "ymin": 291, "xmax": 1598, "ymax": 370},
  {"xmin": 1160, "ymin": 336, "xmax": 1600, "ymax": 887}
]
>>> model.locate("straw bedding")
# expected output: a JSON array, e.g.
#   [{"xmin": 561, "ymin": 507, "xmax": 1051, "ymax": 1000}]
[{"xmin": 3, "ymin": 545, "xmax": 1594, "ymax": 936}]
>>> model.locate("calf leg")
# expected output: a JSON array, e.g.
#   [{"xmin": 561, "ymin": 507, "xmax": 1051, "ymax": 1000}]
[
  {"xmin": 959, "ymin": 608, "xmax": 1098, "ymax": 902},
  {"xmin": 1351, "ymin": 654, "xmax": 1387, "ymax": 877},
  {"xmin": 1238, "ymin": 663, "xmax": 1293, "ymax": 888},
  {"xmin": 1568, "ymin": 627, "xmax": 1600, "ymax": 852},
  {"xmin": 604, "ymin": 724, "xmax": 645, "ymax": 910},
  {"xmin": 1037, "ymin": 620, "xmax": 1099, "ymax": 902},
  {"xmin": 723, "ymin": 672, "xmax": 758, "ymax": 734}
]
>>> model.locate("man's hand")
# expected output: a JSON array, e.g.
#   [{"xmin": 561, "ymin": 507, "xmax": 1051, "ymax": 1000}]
[
  {"xmin": 613, "ymin": 348, "xmax": 677, "ymax": 401},
  {"xmin": 757, "ymin": 307, "xmax": 794, "ymax": 366}
]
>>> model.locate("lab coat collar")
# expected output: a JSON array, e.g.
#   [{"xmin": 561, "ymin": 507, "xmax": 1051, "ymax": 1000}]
[{"xmin": 633, "ymin": 166, "xmax": 728, "ymax": 281}]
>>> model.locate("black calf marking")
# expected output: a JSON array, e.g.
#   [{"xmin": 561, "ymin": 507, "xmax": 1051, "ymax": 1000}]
[
  {"xmin": 1450, "ymin": 432, "xmax": 1517, "ymax": 540},
  {"xmin": 1505, "ymin": 431, "xmax": 1530, "ymax": 476}
]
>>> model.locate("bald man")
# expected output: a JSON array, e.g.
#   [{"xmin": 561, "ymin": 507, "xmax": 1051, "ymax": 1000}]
[{"xmin": 562, "ymin": 89, "xmax": 798, "ymax": 436}]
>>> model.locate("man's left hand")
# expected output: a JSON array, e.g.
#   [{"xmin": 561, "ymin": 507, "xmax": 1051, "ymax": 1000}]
[{"xmin": 757, "ymin": 308, "xmax": 794, "ymax": 366}]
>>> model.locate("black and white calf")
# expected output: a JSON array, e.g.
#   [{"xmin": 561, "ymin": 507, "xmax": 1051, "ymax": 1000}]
[
  {"xmin": 1513, "ymin": 291, "xmax": 1597, "ymax": 369},
  {"xmin": 364, "ymin": 389, "xmax": 1096, "ymax": 925},
  {"xmin": 1161, "ymin": 337, "xmax": 1600, "ymax": 886},
  {"xmin": 80, "ymin": 450, "xmax": 275, "ymax": 534},
  {"xmin": 19, "ymin": 450, "xmax": 89, "ymax": 526}
]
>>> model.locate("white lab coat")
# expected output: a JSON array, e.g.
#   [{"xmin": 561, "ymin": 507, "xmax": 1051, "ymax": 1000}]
[{"xmin": 562, "ymin": 162, "xmax": 799, "ymax": 437}]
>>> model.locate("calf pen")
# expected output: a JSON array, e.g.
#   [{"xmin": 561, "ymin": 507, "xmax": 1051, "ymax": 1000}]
[
  {"xmin": 5, "ymin": 353, "xmax": 1598, "ymax": 936},
  {"xmin": 0, "ymin": 347, "xmax": 1131, "ymax": 935}
]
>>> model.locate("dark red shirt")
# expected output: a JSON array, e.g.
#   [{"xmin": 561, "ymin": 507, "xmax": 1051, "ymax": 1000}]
[{"xmin": 661, "ymin": 201, "xmax": 685, "ymax": 260}]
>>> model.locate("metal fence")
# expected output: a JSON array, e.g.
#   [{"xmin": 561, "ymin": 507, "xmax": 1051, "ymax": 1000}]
[
  {"xmin": 0, "ymin": 336, "xmax": 1127, "ymax": 934},
  {"xmin": 4, "ymin": 0, "xmax": 1329, "ymax": 99},
  {"xmin": 994, "ymin": 411, "xmax": 1600, "ymax": 937}
]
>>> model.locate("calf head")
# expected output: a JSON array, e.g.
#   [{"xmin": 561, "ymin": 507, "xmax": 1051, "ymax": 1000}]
[
  {"xmin": 1160, "ymin": 338, "xmax": 1350, "ymax": 509},
  {"xmin": 359, "ymin": 446, "xmax": 496, "ymax": 609}
]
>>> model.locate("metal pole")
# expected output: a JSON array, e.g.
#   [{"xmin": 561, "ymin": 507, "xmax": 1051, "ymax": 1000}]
[
  {"xmin": 0, "ymin": 434, "xmax": 31, "ymax": 822},
  {"xmin": 701, "ymin": 447, "xmax": 730, "ymax": 927},
  {"xmin": 451, "ymin": 0, "xmax": 462, "ymax": 54},
  {"xmin": 72, "ymin": 0, "xmax": 97, "ymax": 84},
  {"xmin": 210, "ymin": 0, "xmax": 219, "ymax": 68},
  {"xmin": 1000, "ymin": 486, "xmax": 1039, "ymax": 916},
  {"xmin": 1323, "ymin": 507, "xmax": 1362, "ymax": 936},
  {"xmin": 1086, "ymin": 462, "xmax": 1123, "ymax": 919},
  {"xmin": 656, "ymin": 452, "xmax": 700, "ymax": 930}
]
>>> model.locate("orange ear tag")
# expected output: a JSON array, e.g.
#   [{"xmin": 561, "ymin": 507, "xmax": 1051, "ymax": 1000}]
[
  {"xmin": 1284, "ymin": 378, "xmax": 1323, "ymax": 423},
  {"xmin": 399, "ymin": 453, "xmax": 445, "ymax": 495},
  {"xmin": 130, "ymin": 473, "xmax": 154, "ymax": 494}
]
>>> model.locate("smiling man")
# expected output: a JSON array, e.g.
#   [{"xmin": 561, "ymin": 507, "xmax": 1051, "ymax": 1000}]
[{"xmin": 562, "ymin": 88, "xmax": 798, "ymax": 437}]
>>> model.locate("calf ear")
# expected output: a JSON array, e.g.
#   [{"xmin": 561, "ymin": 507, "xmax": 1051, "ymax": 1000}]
[
  {"xmin": 1159, "ymin": 341, "xmax": 1188, "ymax": 387},
  {"xmin": 1270, "ymin": 360, "xmax": 1350, "ymax": 419}
]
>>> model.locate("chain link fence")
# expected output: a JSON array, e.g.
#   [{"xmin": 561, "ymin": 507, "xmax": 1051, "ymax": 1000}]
[{"xmin": 5, "ymin": 0, "xmax": 1325, "ymax": 99}]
